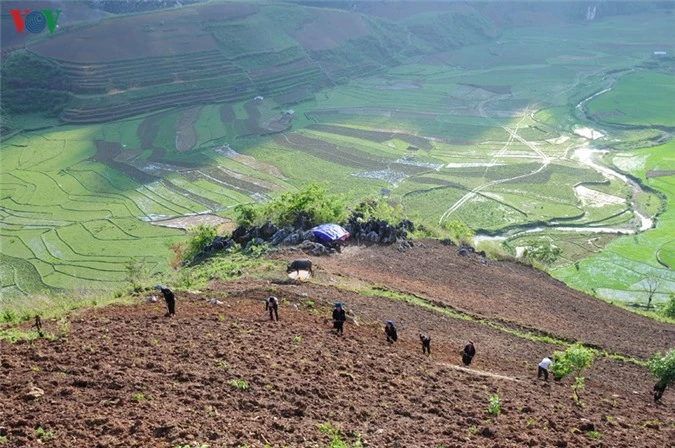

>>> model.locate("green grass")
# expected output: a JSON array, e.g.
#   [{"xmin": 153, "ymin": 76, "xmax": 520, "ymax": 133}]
[
  {"xmin": 228, "ymin": 379, "xmax": 249, "ymax": 391},
  {"xmin": 587, "ymin": 71, "xmax": 675, "ymax": 127},
  {"xmin": 317, "ymin": 422, "xmax": 363, "ymax": 448},
  {"xmin": 0, "ymin": 289, "xmax": 133, "ymax": 326}
]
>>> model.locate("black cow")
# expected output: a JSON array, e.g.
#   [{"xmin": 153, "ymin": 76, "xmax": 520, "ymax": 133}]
[{"xmin": 287, "ymin": 259, "xmax": 313, "ymax": 276}]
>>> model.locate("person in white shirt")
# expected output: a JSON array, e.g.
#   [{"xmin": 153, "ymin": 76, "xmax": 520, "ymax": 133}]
[{"xmin": 538, "ymin": 357, "xmax": 552, "ymax": 381}]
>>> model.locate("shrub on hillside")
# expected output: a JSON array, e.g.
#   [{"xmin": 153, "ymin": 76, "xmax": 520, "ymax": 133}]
[
  {"xmin": 183, "ymin": 224, "xmax": 218, "ymax": 262},
  {"xmin": 350, "ymin": 197, "xmax": 406, "ymax": 225},
  {"xmin": 1, "ymin": 88, "xmax": 72, "ymax": 116},
  {"xmin": 442, "ymin": 220, "xmax": 475, "ymax": 246},
  {"xmin": 235, "ymin": 183, "xmax": 346, "ymax": 229},
  {"xmin": 1, "ymin": 51, "xmax": 73, "ymax": 116},
  {"xmin": 551, "ymin": 343, "xmax": 595, "ymax": 405},
  {"xmin": 1, "ymin": 51, "xmax": 70, "ymax": 90}
]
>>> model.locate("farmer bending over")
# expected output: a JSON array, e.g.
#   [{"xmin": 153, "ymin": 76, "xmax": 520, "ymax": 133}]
[
  {"xmin": 420, "ymin": 333, "xmax": 431, "ymax": 355},
  {"xmin": 538, "ymin": 356, "xmax": 552, "ymax": 381},
  {"xmin": 265, "ymin": 296, "xmax": 279, "ymax": 321},
  {"xmin": 654, "ymin": 379, "xmax": 667, "ymax": 403},
  {"xmin": 462, "ymin": 340, "xmax": 476, "ymax": 366},
  {"xmin": 155, "ymin": 285, "xmax": 176, "ymax": 317}
]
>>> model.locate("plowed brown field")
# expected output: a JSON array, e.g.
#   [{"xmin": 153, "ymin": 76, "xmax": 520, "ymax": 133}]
[{"xmin": 1, "ymin": 242, "xmax": 673, "ymax": 447}]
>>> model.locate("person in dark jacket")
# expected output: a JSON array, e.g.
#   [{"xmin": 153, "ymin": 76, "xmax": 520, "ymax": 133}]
[
  {"xmin": 265, "ymin": 296, "xmax": 279, "ymax": 321},
  {"xmin": 462, "ymin": 340, "xmax": 476, "ymax": 366},
  {"xmin": 653, "ymin": 379, "xmax": 667, "ymax": 403},
  {"xmin": 155, "ymin": 285, "xmax": 176, "ymax": 317},
  {"xmin": 385, "ymin": 320, "xmax": 398, "ymax": 343},
  {"xmin": 420, "ymin": 333, "xmax": 431, "ymax": 356},
  {"xmin": 333, "ymin": 302, "xmax": 346, "ymax": 335}
]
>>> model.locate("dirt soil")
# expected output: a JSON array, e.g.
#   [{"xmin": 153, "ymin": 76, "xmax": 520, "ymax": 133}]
[
  {"xmin": 30, "ymin": 3, "xmax": 257, "ymax": 62},
  {"xmin": 293, "ymin": 9, "xmax": 369, "ymax": 51},
  {"xmin": 175, "ymin": 107, "xmax": 201, "ymax": 153},
  {"xmin": 1, "ymin": 243, "xmax": 674, "ymax": 447},
  {"xmin": 318, "ymin": 241, "xmax": 675, "ymax": 360}
]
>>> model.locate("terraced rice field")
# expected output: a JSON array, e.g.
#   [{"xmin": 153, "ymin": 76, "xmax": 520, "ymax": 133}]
[{"xmin": 2, "ymin": 5, "xmax": 674, "ymax": 304}]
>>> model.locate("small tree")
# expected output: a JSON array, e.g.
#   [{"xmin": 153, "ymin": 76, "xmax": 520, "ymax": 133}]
[
  {"xmin": 551, "ymin": 343, "xmax": 595, "ymax": 405},
  {"xmin": 649, "ymin": 349, "xmax": 675, "ymax": 401},
  {"xmin": 643, "ymin": 276, "xmax": 660, "ymax": 310}
]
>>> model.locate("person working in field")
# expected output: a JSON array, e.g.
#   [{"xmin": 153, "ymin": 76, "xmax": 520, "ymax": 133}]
[
  {"xmin": 538, "ymin": 356, "xmax": 553, "ymax": 381},
  {"xmin": 155, "ymin": 285, "xmax": 176, "ymax": 317},
  {"xmin": 265, "ymin": 296, "xmax": 279, "ymax": 321},
  {"xmin": 333, "ymin": 302, "xmax": 346, "ymax": 335},
  {"xmin": 385, "ymin": 320, "xmax": 398, "ymax": 343},
  {"xmin": 462, "ymin": 340, "xmax": 476, "ymax": 366},
  {"xmin": 653, "ymin": 379, "xmax": 667, "ymax": 403},
  {"xmin": 420, "ymin": 333, "xmax": 431, "ymax": 356}
]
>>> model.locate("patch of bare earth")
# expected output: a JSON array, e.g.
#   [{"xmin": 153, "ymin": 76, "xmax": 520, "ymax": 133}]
[
  {"xmin": 175, "ymin": 107, "xmax": 201, "ymax": 153},
  {"xmin": 221, "ymin": 147, "xmax": 287, "ymax": 181},
  {"xmin": 320, "ymin": 241, "xmax": 675, "ymax": 360},
  {"xmin": 293, "ymin": 9, "xmax": 369, "ymax": 51},
  {"xmin": 1, "ymin": 275, "xmax": 673, "ymax": 447},
  {"xmin": 30, "ymin": 3, "xmax": 256, "ymax": 62},
  {"xmin": 150, "ymin": 214, "xmax": 235, "ymax": 233}
]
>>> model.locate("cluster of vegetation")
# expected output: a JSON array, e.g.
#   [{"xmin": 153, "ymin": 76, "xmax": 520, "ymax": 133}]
[
  {"xmin": 661, "ymin": 294, "xmax": 675, "ymax": 319},
  {"xmin": 235, "ymin": 184, "xmax": 346, "ymax": 229},
  {"xmin": 551, "ymin": 343, "xmax": 595, "ymax": 405},
  {"xmin": 442, "ymin": 219, "xmax": 475, "ymax": 246},
  {"xmin": 487, "ymin": 394, "xmax": 502, "ymax": 416},
  {"xmin": 351, "ymin": 197, "xmax": 407, "ymax": 225},
  {"xmin": 0, "ymin": 51, "xmax": 72, "ymax": 116},
  {"xmin": 170, "ymin": 224, "xmax": 218, "ymax": 266},
  {"xmin": 522, "ymin": 240, "xmax": 562, "ymax": 266},
  {"xmin": 316, "ymin": 422, "xmax": 363, "ymax": 448},
  {"xmin": 229, "ymin": 379, "xmax": 249, "ymax": 391},
  {"xmin": 35, "ymin": 426, "xmax": 54, "ymax": 442},
  {"xmin": 235, "ymin": 183, "xmax": 408, "ymax": 231}
]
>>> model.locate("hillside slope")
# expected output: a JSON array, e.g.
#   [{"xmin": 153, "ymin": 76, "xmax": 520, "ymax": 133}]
[
  {"xmin": 9, "ymin": 0, "xmax": 662, "ymax": 127},
  {"xmin": 1, "ymin": 243, "xmax": 673, "ymax": 447}
]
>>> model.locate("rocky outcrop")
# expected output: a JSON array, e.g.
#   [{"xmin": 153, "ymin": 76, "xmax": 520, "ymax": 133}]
[{"xmin": 190, "ymin": 215, "xmax": 416, "ymax": 264}]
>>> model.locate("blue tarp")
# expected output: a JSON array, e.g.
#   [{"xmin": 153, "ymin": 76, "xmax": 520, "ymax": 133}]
[{"xmin": 311, "ymin": 223, "xmax": 350, "ymax": 243}]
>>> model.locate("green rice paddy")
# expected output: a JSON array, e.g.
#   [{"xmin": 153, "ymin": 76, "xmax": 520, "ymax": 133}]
[{"xmin": 1, "ymin": 4, "xmax": 674, "ymax": 306}]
